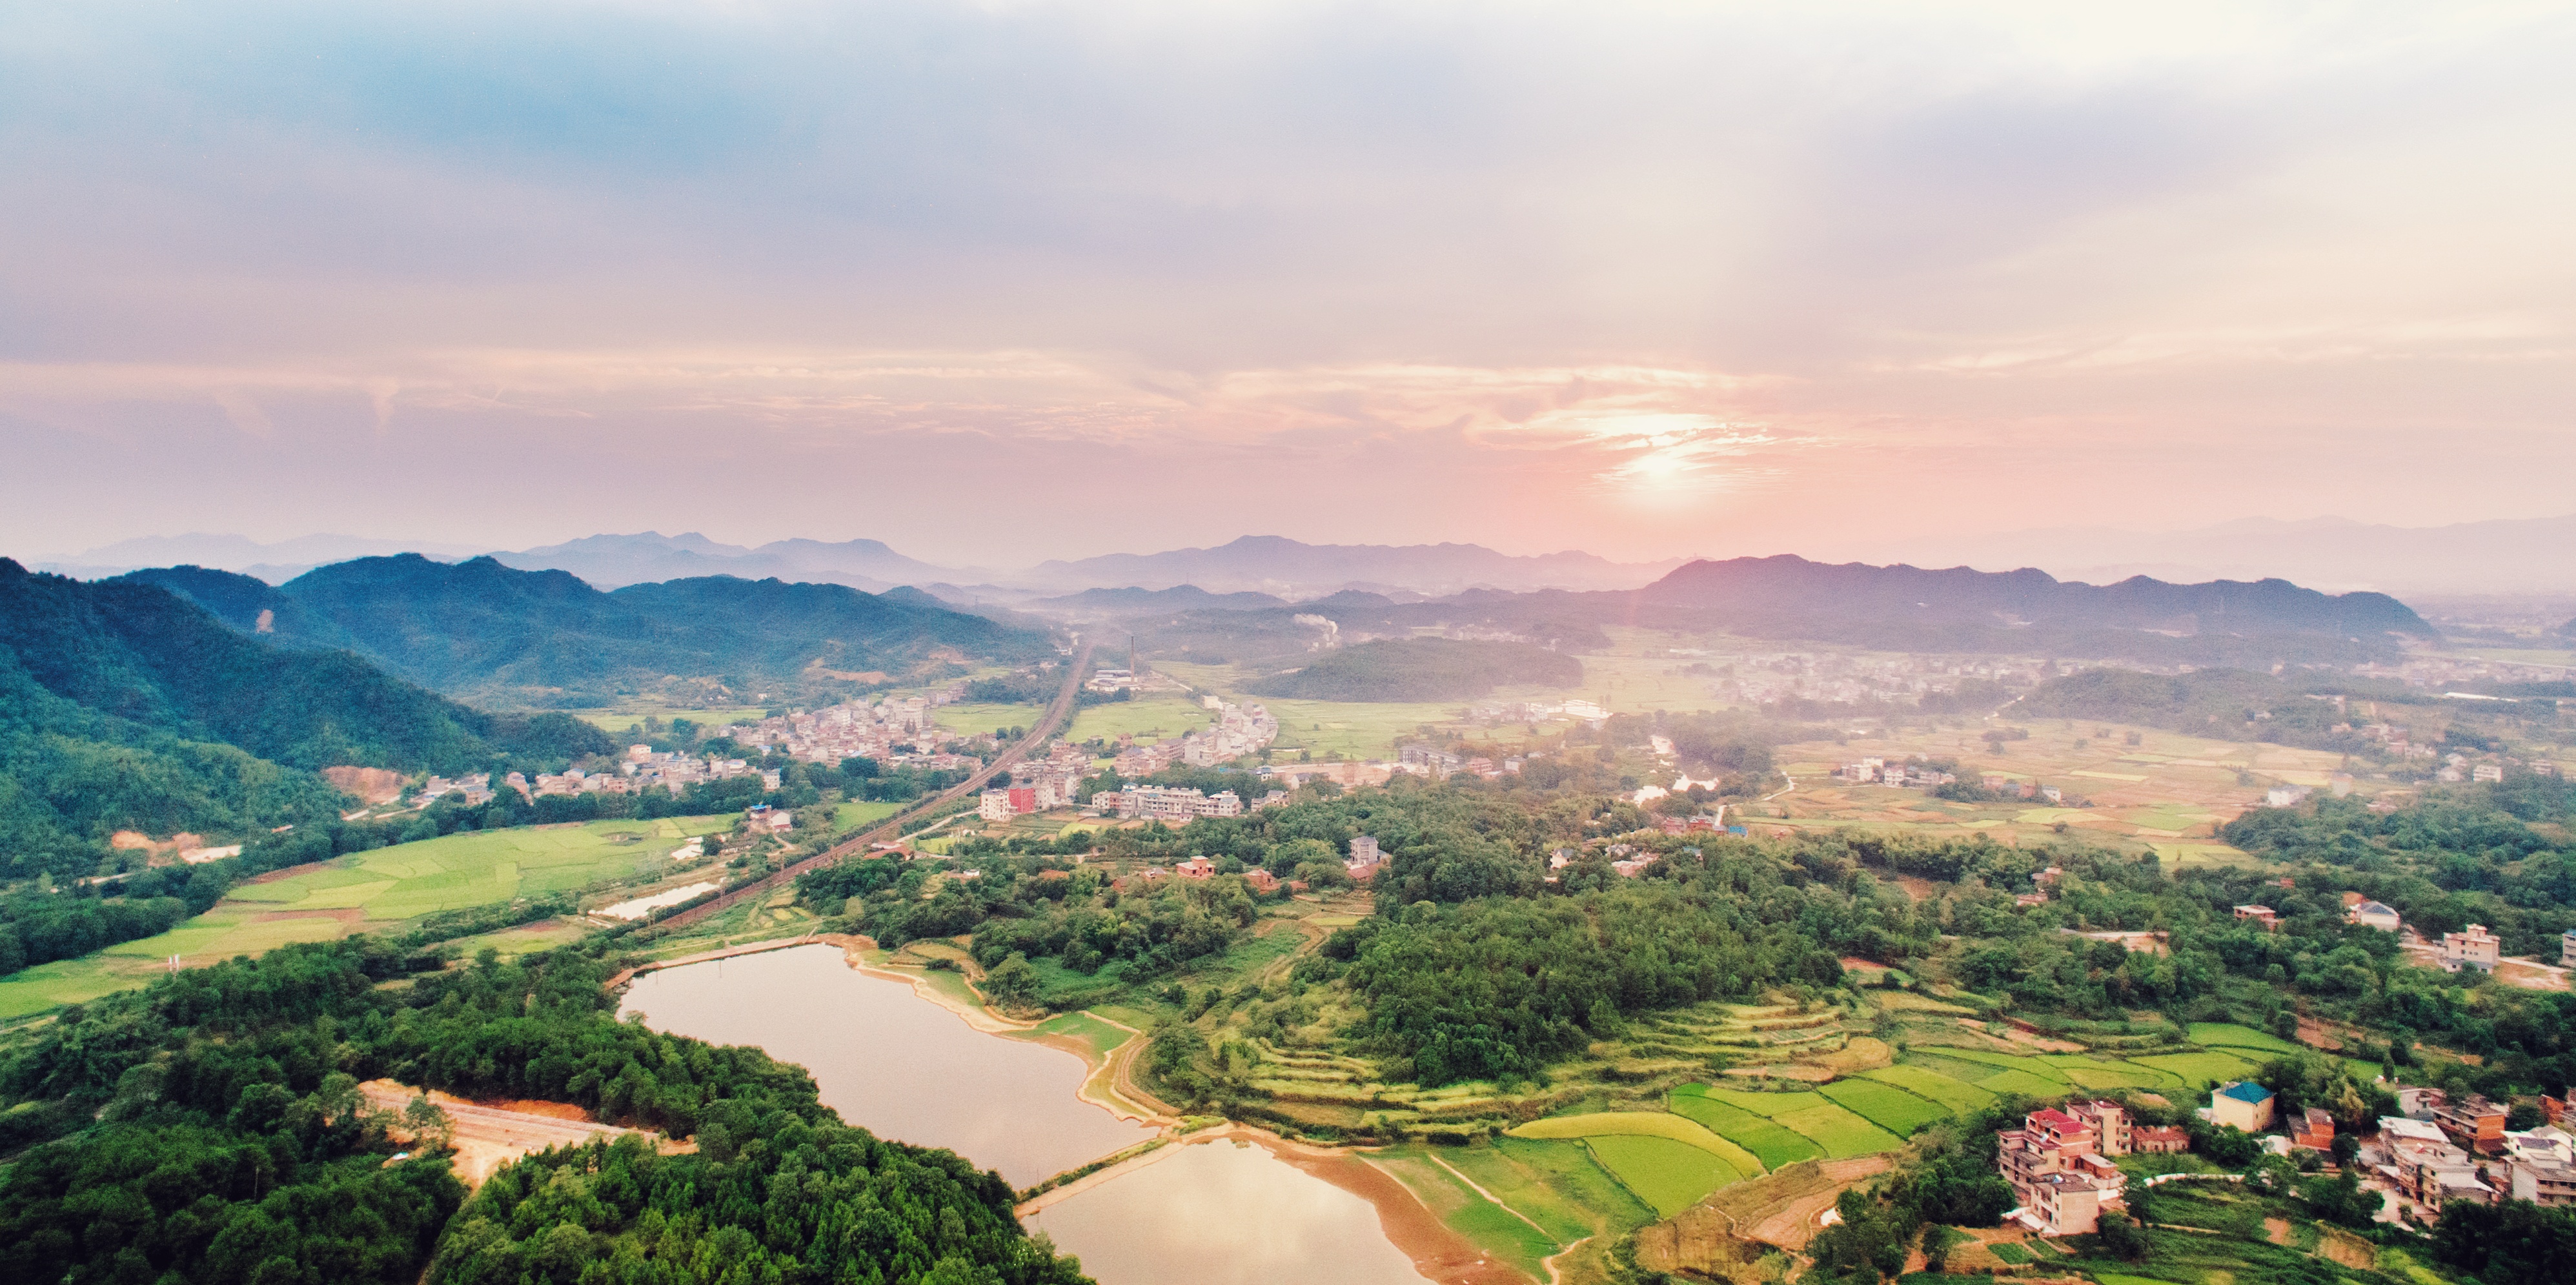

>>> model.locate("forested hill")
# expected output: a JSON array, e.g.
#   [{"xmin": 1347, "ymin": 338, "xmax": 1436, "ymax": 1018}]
[
  {"xmin": 0, "ymin": 940, "xmax": 1090, "ymax": 1285},
  {"xmin": 125, "ymin": 554, "xmax": 1050, "ymax": 706},
  {"xmin": 0, "ymin": 559, "xmax": 614, "ymax": 877},
  {"xmin": 1, "ymin": 559, "xmax": 602, "ymax": 771}
]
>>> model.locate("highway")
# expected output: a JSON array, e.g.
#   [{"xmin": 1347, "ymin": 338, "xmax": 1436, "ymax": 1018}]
[{"xmin": 651, "ymin": 640, "xmax": 1095, "ymax": 932}]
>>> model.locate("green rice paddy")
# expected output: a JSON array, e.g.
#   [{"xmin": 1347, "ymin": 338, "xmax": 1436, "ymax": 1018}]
[
  {"xmin": 2186, "ymin": 1023, "xmax": 2307, "ymax": 1056},
  {"xmin": 1666, "ymin": 1089, "xmax": 1823, "ymax": 1169},
  {"xmin": 1584, "ymin": 1135, "xmax": 1738, "ymax": 1217},
  {"xmin": 1775, "ymin": 1104, "xmax": 1905, "ymax": 1158},
  {"xmin": 1860, "ymin": 1066, "xmax": 1996, "ymax": 1113}
]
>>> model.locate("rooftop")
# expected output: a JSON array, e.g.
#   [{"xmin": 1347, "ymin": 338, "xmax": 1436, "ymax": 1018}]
[{"xmin": 2218, "ymin": 1081, "xmax": 2275, "ymax": 1104}]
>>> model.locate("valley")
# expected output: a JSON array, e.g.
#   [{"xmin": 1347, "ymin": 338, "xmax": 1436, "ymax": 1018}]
[{"xmin": 3, "ymin": 545, "xmax": 2572, "ymax": 1285}]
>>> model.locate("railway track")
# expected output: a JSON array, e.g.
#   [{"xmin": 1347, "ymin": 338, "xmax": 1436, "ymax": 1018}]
[{"xmin": 650, "ymin": 640, "xmax": 1095, "ymax": 933}]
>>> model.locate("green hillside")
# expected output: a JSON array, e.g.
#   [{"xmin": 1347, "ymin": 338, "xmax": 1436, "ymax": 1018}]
[{"xmin": 132, "ymin": 554, "xmax": 1053, "ymax": 707}]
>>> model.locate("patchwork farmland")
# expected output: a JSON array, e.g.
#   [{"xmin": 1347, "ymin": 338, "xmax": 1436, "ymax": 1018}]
[{"xmin": 1252, "ymin": 987, "xmax": 2355, "ymax": 1283}]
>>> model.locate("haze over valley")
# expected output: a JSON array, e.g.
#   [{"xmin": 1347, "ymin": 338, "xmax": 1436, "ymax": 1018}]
[{"xmin": 5, "ymin": 5, "xmax": 2575, "ymax": 1285}]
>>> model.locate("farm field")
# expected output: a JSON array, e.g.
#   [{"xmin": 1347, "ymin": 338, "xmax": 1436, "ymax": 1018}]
[
  {"xmin": 2129, "ymin": 1051, "xmax": 2261, "ymax": 1086},
  {"xmin": 1818, "ymin": 1078, "xmax": 1951, "ymax": 1137},
  {"xmin": 1858, "ymin": 1066, "xmax": 1996, "ymax": 1113},
  {"xmin": 0, "ymin": 815, "xmax": 732, "ymax": 1022},
  {"xmin": 1765, "ymin": 716, "xmax": 2344, "ymax": 851},
  {"xmin": 1507, "ymin": 1110, "xmax": 1763, "ymax": 1177},
  {"xmin": 931, "ymin": 702, "xmax": 1048, "ymax": 737},
  {"xmin": 1063, "ymin": 696, "xmax": 1212, "ymax": 745},
  {"xmin": 1666, "ymin": 1089, "xmax": 1824, "ymax": 1169}
]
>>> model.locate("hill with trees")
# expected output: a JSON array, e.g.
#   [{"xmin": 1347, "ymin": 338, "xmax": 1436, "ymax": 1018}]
[
  {"xmin": 0, "ymin": 940, "xmax": 1090, "ymax": 1285},
  {"xmin": 123, "ymin": 554, "xmax": 1050, "ymax": 707},
  {"xmin": 0, "ymin": 560, "xmax": 616, "ymax": 880},
  {"xmin": 1246, "ymin": 638, "xmax": 1582, "ymax": 701}
]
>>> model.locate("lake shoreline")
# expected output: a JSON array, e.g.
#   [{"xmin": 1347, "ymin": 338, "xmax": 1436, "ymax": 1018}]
[{"xmin": 640, "ymin": 933, "xmax": 1528, "ymax": 1285}]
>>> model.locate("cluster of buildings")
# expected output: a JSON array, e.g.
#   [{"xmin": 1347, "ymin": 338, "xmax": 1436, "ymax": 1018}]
[
  {"xmin": 2363, "ymin": 1088, "xmax": 2576, "ymax": 1215},
  {"xmin": 1671, "ymin": 650, "xmax": 2067, "ymax": 711},
  {"xmin": 1082, "ymin": 783, "xmax": 1288, "ymax": 822},
  {"xmin": 1998, "ymin": 1099, "xmax": 2145, "ymax": 1235},
  {"xmin": 1464, "ymin": 698, "xmax": 1608, "ymax": 726},
  {"xmin": 1827, "ymin": 756, "xmax": 1963, "ymax": 790},
  {"xmin": 723, "ymin": 685, "xmax": 976, "ymax": 765},
  {"xmin": 1106, "ymin": 698, "xmax": 1280, "ymax": 775},
  {"xmin": 1397, "ymin": 744, "xmax": 1527, "ymax": 780}
]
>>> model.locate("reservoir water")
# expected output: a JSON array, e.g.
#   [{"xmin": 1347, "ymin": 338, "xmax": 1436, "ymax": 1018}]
[
  {"xmin": 622, "ymin": 943, "xmax": 1438, "ymax": 1284},
  {"xmin": 1025, "ymin": 1138, "xmax": 1435, "ymax": 1285},
  {"xmin": 618, "ymin": 944, "xmax": 1151, "ymax": 1186}
]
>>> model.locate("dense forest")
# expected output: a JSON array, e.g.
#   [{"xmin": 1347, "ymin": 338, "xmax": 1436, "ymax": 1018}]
[
  {"xmin": 1246, "ymin": 637, "xmax": 1583, "ymax": 701},
  {"xmin": 0, "ymin": 939, "xmax": 1090, "ymax": 1285},
  {"xmin": 0, "ymin": 559, "xmax": 616, "ymax": 880}
]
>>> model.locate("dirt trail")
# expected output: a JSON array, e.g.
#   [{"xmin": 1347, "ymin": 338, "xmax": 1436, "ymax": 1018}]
[{"xmin": 359, "ymin": 1080, "xmax": 685, "ymax": 1188}]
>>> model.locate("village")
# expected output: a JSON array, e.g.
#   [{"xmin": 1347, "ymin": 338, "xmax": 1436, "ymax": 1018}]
[{"xmin": 1991, "ymin": 1075, "xmax": 2576, "ymax": 1238}]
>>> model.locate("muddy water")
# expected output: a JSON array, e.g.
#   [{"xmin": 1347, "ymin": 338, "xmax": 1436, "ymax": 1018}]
[
  {"xmin": 618, "ymin": 944, "xmax": 1151, "ymax": 1187},
  {"xmin": 1026, "ymin": 1138, "xmax": 1434, "ymax": 1285}
]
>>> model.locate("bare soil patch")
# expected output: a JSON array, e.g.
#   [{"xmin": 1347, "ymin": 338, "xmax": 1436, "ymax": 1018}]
[
  {"xmin": 2317, "ymin": 1226, "xmax": 2377, "ymax": 1268},
  {"xmin": 323, "ymin": 765, "xmax": 408, "ymax": 805}
]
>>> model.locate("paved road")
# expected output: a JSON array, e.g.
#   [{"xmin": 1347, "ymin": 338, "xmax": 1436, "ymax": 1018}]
[{"xmin": 652, "ymin": 640, "xmax": 1095, "ymax": 932}]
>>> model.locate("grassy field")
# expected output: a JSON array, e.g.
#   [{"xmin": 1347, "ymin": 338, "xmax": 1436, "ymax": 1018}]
[
  {"xmin": 228, "ymin": 817, "xmax": 724, "ymax": 920},
  {"xmin": 831, "ymin": 799, "xmax": 908, "ymax": 831},
  {"xmin": 1373, "ymin": 1149, "xmax": 1564, "ymax": 1278},
  {"xmin": 565, "ymin": 704, "xmax": 771, "ymax": 735},
  {"xmin": 1819, "ymin": 1078, "xmax": 1951, "ymax": 1137},
  {"xmin": 931, "ymin": 702, "xmax": 1049, "ymax": 736},
  {"xmin": 0, "ymin": 815, "xmax": 730, "ymax": 1022},
  {"xmin": 1585, "ymin": 1135, "xmax": 1739, "ymax": 1217}
]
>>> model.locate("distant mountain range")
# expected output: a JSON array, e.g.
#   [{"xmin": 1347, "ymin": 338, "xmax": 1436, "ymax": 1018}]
[
  {"xmin": 1881, "ymin": 513, "xmax": 2576, "ymax": 596},
  {"xmin": 1082, "ymin": 554, "xmax": 2436, "ymax": 677},
  {"xmin": 117, "ymin": 554, "xmax": 1050, "ymax": 707},
  {"xmin": 36, "ymin": 514, "xmax": 2576, "ymax": 600},
  {"xmin": 33, "ymin": 532, "xmax": 1684, "ymax": 599},
  {"xmin": 1633, "ymin": 555, "xmax": 2433, "ymax": 639}
]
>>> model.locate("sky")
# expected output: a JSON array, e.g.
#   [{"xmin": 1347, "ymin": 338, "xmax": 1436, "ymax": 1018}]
[{"xmin": 5, "ymin": 1, "xmax": 2573, "ymax": 568}]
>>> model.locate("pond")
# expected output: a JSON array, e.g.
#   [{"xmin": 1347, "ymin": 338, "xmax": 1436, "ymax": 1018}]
[{"xmin": 618, "ymin": 944, "xmax": 1152, "ymax": 1186}]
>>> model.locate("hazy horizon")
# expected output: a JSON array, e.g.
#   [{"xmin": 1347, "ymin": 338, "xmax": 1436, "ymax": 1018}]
[{"xmin": 7, "ymin": 3, "xmax": 2573, "ymax": 567}]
